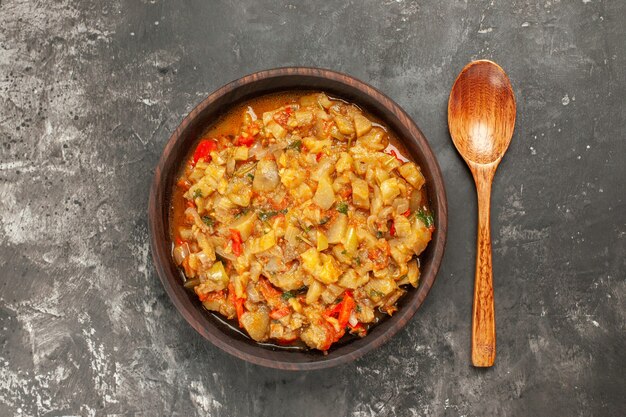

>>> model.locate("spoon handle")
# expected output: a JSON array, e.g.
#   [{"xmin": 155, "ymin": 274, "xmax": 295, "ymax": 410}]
[{"xmin": 470, "ymin": 165, "xmax": 496, "ymax": 367}]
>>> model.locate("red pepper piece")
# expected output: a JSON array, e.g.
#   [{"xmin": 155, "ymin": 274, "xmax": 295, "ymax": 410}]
[
  {"xmin": 386, "ymin": 149, "xmax": 403, "ymax": 162},
  {"xmin": 349, "ymin": 322, "xmax": 365, "ymax": 331},
  {"xmin": 324, "ymin": 302, "xmax": 342, "ymax": 318},
  {"xmin": 316, "ymin": 152, "xmax": 323, "ymax": 162},
  {"xmin": 228, "ymin": 282, "xmax": 245, "ymax": 327},
  {"xmin": 402, "ymin": 209, "xmax": 411, "ymax": 217},
  {"xmin": 193, "ymin": 139, "xmax": 218, "ymax": 164},
  {"xmin": 229, "ymin": 229, "xmax": 243, "ymax": 257},
  {"xmin": 321, "ymin": 291, "xmax": 357, "ymax": 349},
  {"xmin": 235, "ymin": 298, "xmax": 245, "ymax": 327},
  {"xmin": 348, "ymin": 322, "xmax": 367, "ymax": 337},
  {"xmin": 389, "ymin": 221, "xmax": 396, "ymax": 236},
  {"xmin": 337, "ymin": 293, "xmax": 356, "ymax": 329}
]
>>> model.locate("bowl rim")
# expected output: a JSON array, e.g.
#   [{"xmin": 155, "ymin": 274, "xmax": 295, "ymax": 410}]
[{"xmin": 148, "ymin": 66, "xmax": 448, "ymax": 370}]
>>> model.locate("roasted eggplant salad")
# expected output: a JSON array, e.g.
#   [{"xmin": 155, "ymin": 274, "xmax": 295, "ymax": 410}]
[{"xmin": 170, "ymin": 92, "xmax": 434, "ymax": 351}]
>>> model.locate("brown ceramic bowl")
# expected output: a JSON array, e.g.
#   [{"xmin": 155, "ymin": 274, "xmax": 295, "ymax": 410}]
[{"xmin": 148, "ymin": 67, "xmax": 447, "ymax": 370}]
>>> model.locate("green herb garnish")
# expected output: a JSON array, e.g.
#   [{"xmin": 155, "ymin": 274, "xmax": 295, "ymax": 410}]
[
  {"xmin": 353, "ymin": 257, "xmax": 361, "ymax": 266},
  {"xmin": 193, "ymin": 189, "xmax": 203, "ymax": 199},
  {"xmin": 247, "ymin": 173, "xmax": 254, "ymax": 180},
  {"xmin": 281, "ymin": 291, "xmax": 295, "ymax": 301},
  {"xmin": 376, "ymin": 230, "xmax": 383, "ymax": 239},
  {"xmin": 286, "ymin": 140, "xmax": 302, "ymax": 152},
  {"xmin": 319, "ymin": 216, "xmax": 330, "ymax": 225},
  {"xmin": 258, "ymin": 208, "xmax": 287, "ymax": 222},
  {"xmin": 258, "ymin": 210, "xmax": 279, "ymax": 221},
  {"xmin": 201, "ymin": 216, "xmax": 214, "ymax": 227},
  {"xmin": 336, "ymin": 202, "xmax": 349, "ymax": 215},
  {"xmin": 356, "ymin": 305, "xmax": 362, "ymax": 313},
  {"xmin": 416, "ymin": 209, "xmax": 434, "ymax": 228},
  {"xmin": 235, "ymin": 208, "xmax": 249, "ymax": 219}
]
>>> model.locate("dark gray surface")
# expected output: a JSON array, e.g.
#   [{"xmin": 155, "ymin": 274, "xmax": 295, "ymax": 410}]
[{"xmin": 1, "ymin": 0, "xmax": 624, "ymax": 416}]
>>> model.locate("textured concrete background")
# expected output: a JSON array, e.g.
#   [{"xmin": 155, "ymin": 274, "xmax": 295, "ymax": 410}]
[{"xmin": 1, "ymin": 0, "xmax": 625, "ymax": 416}]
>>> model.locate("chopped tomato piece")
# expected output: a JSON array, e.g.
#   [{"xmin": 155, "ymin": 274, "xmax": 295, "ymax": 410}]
[
  {"xmin": 235, "ymin": 135, "xmax": 255, "ymax": 147},
  {"xmin": 193, "ymin": 139, "xmax": 218, "ymax": 164},
  {"xmin": 316, "ymin": 152, "xmax": 323, "ymax": 162},
  {"xmin": 270, "ymin": 306, "xmax": 291, "ymax": 320},
  {"xmin": 176, "ymin": 178, "xmax": 191, "ymax": 190},
  {"xmin": 402, "ymin": 209, "xmax": 411, "ymax": 217},
  {"xmin": 368, "ymin": 246, "xmax": 390, "ymax": 270},
  {"xmin": 273, "ymin": 109, "xmax": 291, "ymax": 126},
  {"xmin": 175, "ymin": 236, "xmax": 184, "ymax": 246},
  {"xmin": 389, "ymin": 221, "xmax": 396, "ymax": 236},
  {"xmin": 339, "ymin": 187, "xmax": 352, "ymax": 198},
  {"xmin": 186, "ymin": 200, "xmax": 195, "ymax": 208},
  {"xmin": 245, "ymin": 124, "xmax": 260, "ymax": 137},
  {"xmin": 229, "ymin": 229, "xmax": 243, "ymax": 257},
  {"xmin": 258, "ymin": 277, "xmax": 282, "ymax": 302},
  {"xmin": 198, "ymin": 290, "xmax": 224, "ymax": 303}
]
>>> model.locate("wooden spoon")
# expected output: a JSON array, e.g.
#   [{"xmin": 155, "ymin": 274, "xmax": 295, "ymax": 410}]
[{"xmin": 447, "ymin": 60, "xmax": 516, "ymax": 367}]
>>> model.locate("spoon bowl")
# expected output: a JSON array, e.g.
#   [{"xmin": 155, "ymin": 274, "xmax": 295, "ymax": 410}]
[
  {"xmin": 448, "ymin": 60, "xmax": 516, "ymax": 367},
  {"xmin": 449, "ymin": 60, "xmax": 516, "ymax": 166}
]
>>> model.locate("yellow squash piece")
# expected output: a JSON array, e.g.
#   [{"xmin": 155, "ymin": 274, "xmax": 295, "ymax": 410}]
[
  {"xmin": 398, "ymin": 162, "xmax": 425, "ymax": 190},
  {"xmin": 353, "ymin": 114, "xmax": 372, "ymax": 137},
  {"xmin": 312, "ymin": 174, "xmax": 336, "ymax": 210}
]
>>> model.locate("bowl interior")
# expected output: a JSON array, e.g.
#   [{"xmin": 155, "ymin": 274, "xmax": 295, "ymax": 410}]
[{"xmin": 149, "ymin": 68, "xmax": 447, "ymax": 370}]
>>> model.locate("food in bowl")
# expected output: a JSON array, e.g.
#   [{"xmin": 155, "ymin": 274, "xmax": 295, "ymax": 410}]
[{"xmin": 170, "ymin": 91, "xmax": 434, "ymax": 351}]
